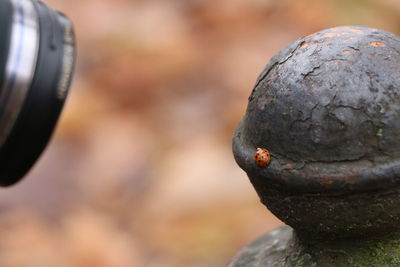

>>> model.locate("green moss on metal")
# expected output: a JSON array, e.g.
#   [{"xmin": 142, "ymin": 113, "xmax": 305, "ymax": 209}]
[
  {"xmin": 230, "ymin": 227, "xmax": 400, "ymax": 267},
  {"xmin": 303, "ymin": 233, "xmax": 400, "ymax": 266}
]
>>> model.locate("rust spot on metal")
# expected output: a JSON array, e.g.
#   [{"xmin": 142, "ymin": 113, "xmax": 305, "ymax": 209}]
[
  {"xmin": 322, "ymin": 30, "xmax": 351, "ymax": 39},
  {"xmin": 370, "ymin": 41, "xmax": 385, "ymax": 47},
  {"xmin": 317, "ymin": 178, "xmax": 334, "ymax": 185},
  {"xmin": 343, "ymin": 36, "xmax": 357, "ymax": 42},
  {"xmin": 345, "ymin": 176, "xmax": 358, "ymax": 184},
  {"xmin": 322, "ymin": 32, "xmax": 336, "ymax": 39},
  {"xmin": 349, "ymin": 29, "xmax": 364, "ymax": 34},
  {"xmin": 345, "ymin": 171, "xmax": 359, "ymax": 184},
  {"xmin": 301, "ymin": 41, "xmax": 318, "ymax": 48},
  {"xmin": 342, "ymin": 50, "xmax": 351, "ymax": 55},
  {"xmin": 283, "ymin": 163, "xmax": 294, "ymax": 169}
]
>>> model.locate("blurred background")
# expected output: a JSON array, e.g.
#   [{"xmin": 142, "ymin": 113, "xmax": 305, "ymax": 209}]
[{"xmin": 0, "ymin": 0, "xmax": 399, "ymax": 266}]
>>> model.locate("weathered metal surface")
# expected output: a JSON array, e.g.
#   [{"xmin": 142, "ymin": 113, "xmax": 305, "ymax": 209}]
[
  {"xmin": 233, "ymin": 26, "xmax": 400, "ymax": 194},
  {"xmin": 229, "ymin": 227, "xmax": 299, "ymax": 267},
  {"xmin": 229, "ymin": 226, "xmax": 400, "ymax": 267},
  {"xmin": 231, "ymin": 26, "xmax": 400, "ymax": 265}
]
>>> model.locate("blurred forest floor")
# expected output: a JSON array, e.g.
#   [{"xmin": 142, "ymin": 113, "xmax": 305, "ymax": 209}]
[{"xmin": 0, "ymin": 0, "xmax": 399, "ymax": 266}]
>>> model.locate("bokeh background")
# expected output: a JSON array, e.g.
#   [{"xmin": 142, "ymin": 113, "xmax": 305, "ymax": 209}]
[{"xmin": 0, "ymin": 0, "xmax": 399, "ymax": 266}]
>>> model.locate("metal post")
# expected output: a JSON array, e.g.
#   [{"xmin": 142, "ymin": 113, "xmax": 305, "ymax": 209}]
[{"xmin": 230, "ymin": 26, "xmax": 400, "ymax": 266}]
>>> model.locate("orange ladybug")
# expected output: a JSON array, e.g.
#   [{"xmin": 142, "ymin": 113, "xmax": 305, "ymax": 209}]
[{"xmin": 254, "ymin": 148, "xmax": 271, "ymax": 167}]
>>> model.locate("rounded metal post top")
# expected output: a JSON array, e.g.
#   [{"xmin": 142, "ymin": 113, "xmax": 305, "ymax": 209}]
[{"xmin": 233, "ymin": 26, "xmax": 400, "ymax": 240}]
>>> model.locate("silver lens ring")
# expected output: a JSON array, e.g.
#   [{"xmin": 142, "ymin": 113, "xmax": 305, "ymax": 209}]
[{"xmin": 0, "ymin": 0, "xmax": 39, "ymax": 146}]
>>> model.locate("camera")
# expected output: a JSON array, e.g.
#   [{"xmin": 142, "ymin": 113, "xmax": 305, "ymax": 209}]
[{"xmin": 0, "ymin": 0, "xmax": 76, "ymax": 186}]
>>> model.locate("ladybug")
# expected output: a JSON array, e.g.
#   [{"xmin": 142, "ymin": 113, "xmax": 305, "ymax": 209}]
[{"xmin": 254, "ymin": 148, "xmax": 271, "ymax": 168}]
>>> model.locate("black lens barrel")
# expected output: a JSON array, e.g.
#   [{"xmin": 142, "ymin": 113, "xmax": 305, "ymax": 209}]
[
  {"xmin": 0, "ymin": 0, "xmax": 13, "ymax": 92},
  {"xmin": 0, "ymin": 0, "xmax": 76, "ymax": 186}
]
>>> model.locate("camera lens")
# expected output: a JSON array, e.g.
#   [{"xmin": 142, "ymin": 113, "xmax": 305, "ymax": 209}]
[{"xmin": 0, "ymin": 0, "xmax": 76, "ymax": 186}]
